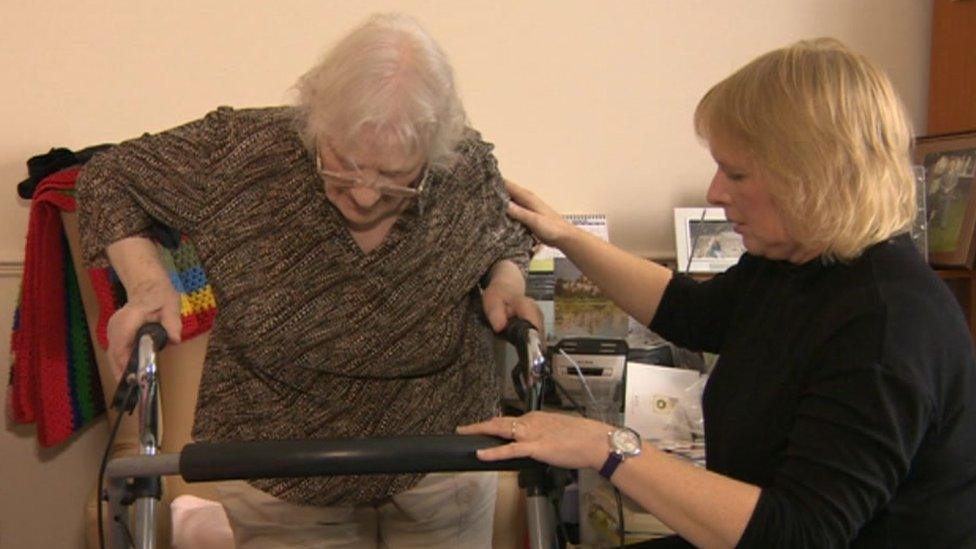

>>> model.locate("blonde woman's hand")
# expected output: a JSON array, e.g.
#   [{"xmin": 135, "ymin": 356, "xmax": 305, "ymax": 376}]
[
  {"xmin": 457, "ymin": 411, "xmax": 612, "ymax": 471},
  {"xmin": 504, "ymin": 179, "xmax": 576, "ymax": 246}
]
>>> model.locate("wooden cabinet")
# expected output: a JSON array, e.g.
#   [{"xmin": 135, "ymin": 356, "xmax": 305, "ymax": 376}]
[
  {"xmin": 937, "ymin": 270, "xmax": 976, "ymax": 342},
  {"xmin": 928, "ymin": 1, "xmax": 976, "ymax": 340},
  {"xmin": 928, "ymin": 0, "xmax": 976, "ymax": 134}
]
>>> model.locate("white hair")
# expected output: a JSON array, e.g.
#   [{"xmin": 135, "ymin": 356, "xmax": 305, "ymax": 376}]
[{"xmin": 295, "ymin": 13, "xmax": 468, "ymax": 170}]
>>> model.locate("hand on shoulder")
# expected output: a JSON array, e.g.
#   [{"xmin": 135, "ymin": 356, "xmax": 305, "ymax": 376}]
[{"xmin": 504, "ymin": 179, "xmax": 577, "ymax": 247}]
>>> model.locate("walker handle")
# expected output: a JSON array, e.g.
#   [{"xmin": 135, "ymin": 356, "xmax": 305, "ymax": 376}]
[
  {"xmin": 179, "ymin": 435, "xmax": 540, "ymax": 482},
  {"xmin": 111, "ymin": 322, "xmax": 169, "ymax": 412}
]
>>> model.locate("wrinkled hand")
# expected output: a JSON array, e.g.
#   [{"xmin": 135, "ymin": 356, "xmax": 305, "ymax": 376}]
[
  {"xmin": 505, "ymin": 179, "xmax": 575, "ymax": 246},
  {"xmin": 457, "ymin": 412, "xmax": 612, "ymax": 470},
  {"xmin": 481, "ymin": 279, "xmax": 545, "ymax": 339},
  {"xmin": 106, "ymin": 280, "xmax": 181, "ymax": 379}
]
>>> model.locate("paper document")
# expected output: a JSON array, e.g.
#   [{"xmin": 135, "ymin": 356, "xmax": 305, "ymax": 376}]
[{"xmin": 624, "ymin": 362, "xmax": 703, "ymax": 443}]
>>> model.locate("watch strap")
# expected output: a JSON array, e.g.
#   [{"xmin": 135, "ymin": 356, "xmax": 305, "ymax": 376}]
[{"xmin": 599, "ymin": 451, "xmax": 623, "ymax": 479}]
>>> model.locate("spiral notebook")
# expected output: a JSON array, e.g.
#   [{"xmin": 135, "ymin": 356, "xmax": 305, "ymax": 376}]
[
  {"xmin": 529, "ymin": 213, "xmax": 609, "ymax": 272},
  {"xmin": 528, "ymin": 214, "xmax": 627, "ymax": 338}
]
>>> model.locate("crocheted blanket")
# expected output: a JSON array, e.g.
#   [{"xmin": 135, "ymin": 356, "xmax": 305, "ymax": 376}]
[{"xmin": 8, "ymin": 167, "xmax": 216, "ymax": 447}]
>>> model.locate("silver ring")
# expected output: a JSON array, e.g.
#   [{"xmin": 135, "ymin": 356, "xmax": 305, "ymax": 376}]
[{"xmin": 510, "ymin": 420, "xmax": 521, "ymax": 439}]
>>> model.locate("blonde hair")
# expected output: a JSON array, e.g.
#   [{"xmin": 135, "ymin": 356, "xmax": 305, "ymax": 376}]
[
  {"xmin": 294, "ymin": 13, "xmax": 468, "ymax": 171},
  {"xmin": 694, "ymin": 38, "xmax": 916, "ymax": 261}
]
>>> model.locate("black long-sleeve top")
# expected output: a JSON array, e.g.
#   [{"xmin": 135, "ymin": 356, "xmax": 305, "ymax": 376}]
[{"xmin": 650, "ymin": 234, "xmax": 976, "ymax": 548}]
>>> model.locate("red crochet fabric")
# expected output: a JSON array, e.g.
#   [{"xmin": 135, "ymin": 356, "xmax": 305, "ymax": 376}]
[
  {"xmin": 9, "ymin": 167, "xmax": 216, "ymax": 447},
  {"xmin": 8, "ymin": 168, "xmax": 95, "ymax": 444},
  {"xmin": 86, "ymin": 239, "xmax": 216, "ymax": 350}
]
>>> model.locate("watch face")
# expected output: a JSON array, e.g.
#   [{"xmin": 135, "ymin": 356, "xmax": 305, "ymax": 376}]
[{"xmin": 611, "ymin": 428, "xmax": 642, "ymax": 455}]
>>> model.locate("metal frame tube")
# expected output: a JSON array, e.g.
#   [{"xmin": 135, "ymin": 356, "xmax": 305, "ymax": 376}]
[
  {"xmin": 104, "ymin": 455, "xmax": 180, "ymax": 549},
  {"xmin": 134, "ymin": 498, "xmax": 156, "ymax": 549},
  {"xmin": 526, "ymin": 494, "xmax": 557, "ymax": 549},
  {"xmin": 135, "ymin": 335, "xmax": 161, "ymax": 549},
  {"xmin": 106, "ymin": 454, "xmax": 181, "ymax": 479}
]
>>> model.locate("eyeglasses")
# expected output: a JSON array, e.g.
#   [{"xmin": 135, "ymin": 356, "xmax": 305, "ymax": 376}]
[{"xmin": 315, "ymin": 147, "xmax": 428, "ymax": 199}]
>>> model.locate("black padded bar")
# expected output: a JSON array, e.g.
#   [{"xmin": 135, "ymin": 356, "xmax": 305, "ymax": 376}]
[{"xmin": 179, "ymin": 435, "xmax": 538, "ymax": 482}]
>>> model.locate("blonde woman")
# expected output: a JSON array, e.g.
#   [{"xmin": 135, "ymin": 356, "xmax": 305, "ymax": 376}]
[{"xmin": 461, "ymin": 39, "xmax": 976, "ymax": 548}]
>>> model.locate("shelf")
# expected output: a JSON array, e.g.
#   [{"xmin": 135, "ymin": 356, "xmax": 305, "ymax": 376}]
[{"xmin": 935, "ymin": 269, "xmax": 976, "ymax": 280}]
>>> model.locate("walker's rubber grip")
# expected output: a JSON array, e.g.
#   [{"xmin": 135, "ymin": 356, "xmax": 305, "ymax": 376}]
[
  {"xmin": 502, "ymin": 318, "xmax": 535, "ymax": 348},
  {"xmin": 179, "ymin": 435, "xmax": 540, "ymax": 482},
  {"xmin": 136, "ymin": 322, "xmax": 169, "ymax": 352}
]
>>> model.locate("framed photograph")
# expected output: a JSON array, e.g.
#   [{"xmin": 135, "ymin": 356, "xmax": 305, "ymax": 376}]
[
  {"xmin": 909, "ymin": 165, "xmax": 929, "ymax": 260},
  {"xmin": 913, "ymin": 132, "xmax": 976, "ymax": 268},
  {"xmin": 674, "ymin": 207, "xmax": 745, "ymax": 273}
]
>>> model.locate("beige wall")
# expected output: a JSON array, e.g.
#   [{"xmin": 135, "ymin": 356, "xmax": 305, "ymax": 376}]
[{"xmin": 1, "ymin": 1, "xmax": 932, "ymax": 547}]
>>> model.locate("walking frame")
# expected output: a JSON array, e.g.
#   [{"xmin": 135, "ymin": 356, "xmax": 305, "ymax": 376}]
[{"xmin": 100, "ymin": 319, "xmax": 562, "ymax": 549}]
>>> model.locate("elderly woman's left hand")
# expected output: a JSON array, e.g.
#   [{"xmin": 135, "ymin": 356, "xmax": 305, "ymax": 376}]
[
  {"xmin": 457, "ymin": 412, "xmax": 612, "ymax": 470},
  {"xmin": 482, "ymin": 279, "xmax": 545, "ymax": 337}
]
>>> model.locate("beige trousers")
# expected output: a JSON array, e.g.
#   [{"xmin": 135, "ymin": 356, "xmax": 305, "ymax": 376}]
[{"xmin": 215, "ymin": 472, "xmax": 498, "ymax": 548}]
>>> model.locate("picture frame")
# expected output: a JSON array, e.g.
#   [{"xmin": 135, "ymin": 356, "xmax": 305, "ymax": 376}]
[
  {"xmin": 673, "ymin": 207, "xmax": 745, "ymax": 273},
  {"xmin": 909, "ymin": 165, "xmax": 929, "ymax": 260},
  {"xmin": 913, "ymin": 132, "xmax": 976, "ymax": 268}
]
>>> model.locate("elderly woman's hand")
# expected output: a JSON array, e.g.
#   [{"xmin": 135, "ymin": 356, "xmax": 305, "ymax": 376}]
[
  {"xmin": 480, "ymin": 258, "xmax": 545, "ymax": 337},
  {"xmin": 457, "ymin": 412, "xmax": 612, "ymax": 471},
  {"xmin": 106, "ymin": 279, "xmax": 182, "ymax": 379},
  {"xmin": 482, "ymin": 279, "xmax": 545, "ymax": 337},
  {"xmin": 505, "ymin": 179, "xmax": 576, "ymax": 247}
]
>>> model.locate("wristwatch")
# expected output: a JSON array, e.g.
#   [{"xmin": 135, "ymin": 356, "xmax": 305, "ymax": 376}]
[{"xmin": 598, "ymin": 427, "xmax": 642, "ymax": 479}]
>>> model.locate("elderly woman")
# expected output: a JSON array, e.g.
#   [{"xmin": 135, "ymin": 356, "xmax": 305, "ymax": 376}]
[
  {"xmin": 461, "ymin": 39, "xmax": 976, "ymax": 547},
  {"xmin": 78, "ymin": 13, "xmax": 539, "ymax": 548}
]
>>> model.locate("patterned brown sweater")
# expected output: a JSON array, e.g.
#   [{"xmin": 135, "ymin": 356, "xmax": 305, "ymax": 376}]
[{"xmin": 77, "ymin": 106, "xmax": 534, "ymax": 505}]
